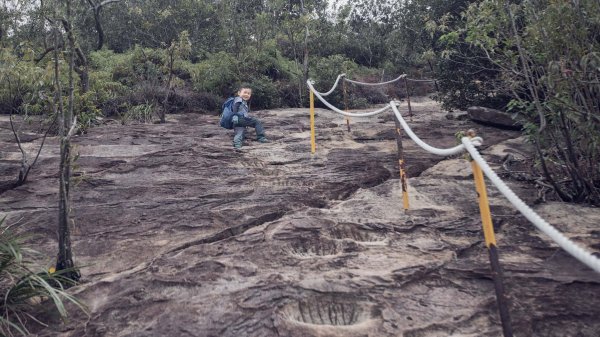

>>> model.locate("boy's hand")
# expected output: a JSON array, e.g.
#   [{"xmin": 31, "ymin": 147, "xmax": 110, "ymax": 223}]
[{"xmin": 232, "ymin": 115, "xmax": 239, "ymax": 126}]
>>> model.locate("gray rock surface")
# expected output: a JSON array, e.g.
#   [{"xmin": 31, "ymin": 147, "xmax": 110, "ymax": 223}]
[
  {"xmin": 1, "ymin": 98, "xmax": 598, "ymax": 336},
  {"xmin": 467, "ymin": 106, "xmax": 522, "ymax": 130}
]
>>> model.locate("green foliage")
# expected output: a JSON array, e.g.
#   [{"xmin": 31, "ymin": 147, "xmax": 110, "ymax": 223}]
[
  {"xmin": 247, "ymin": 76, "xmax": 281, "ymax": 110},
  {"xmin": 453, "ymin": 0, "xmax": 600, "ymax": 203},
  {"xmin": 0, "ymin": 218, "xmax": 87, "ymax": 336},
  {"xmin": 190, "ymin": 52, "xmax": 239, "ymax": 96},
  {"xmin": 120, "ymin": 103, "xmax": 155, "ymax": 125},
  {"xmin": 310, "ymin": 54, "xmax": 358, "ymax": 107},
  {"xmin": 74, "ymin": 91, "xmax": 103, "ymax": 133},
  {"xmin": 0, "ymin": 48, "xmax": 51, "ymax": 115}
]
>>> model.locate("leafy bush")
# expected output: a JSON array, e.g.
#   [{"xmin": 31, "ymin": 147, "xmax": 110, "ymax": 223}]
[
  {"xmin": 0, "ymin": 48, "xmax": 52, "ymax": 115},
  {"xmin": 310, "ymin": 54, "xmax": 359, "ymax": 108},
  {"xmin": 457, "ymin": 0, "xmax": 600, "ymax": 203},
  {"xmin": 436, "ymin": 48, "xmax": 511, "ymax": 110},
  {"xmin": 246, "ymin": 75, "xmax": 281, "ymax": 110},
  {"xmin": 183, "ymin": 91, "xmax": 221, "ymax": 114},
  {"xmin": 189, "ymin": 52, "xmax": 239, "ymax": 96},
  {"xmin": 119, "ymin": 103, "xmax": 155, "ymax": 124},
  {"xmin": 278, "ymin": 80, "xmax": 303, "ymax": 108},
  {"xmin": 74, "ymin": 91, "xmax": 103, "ymax": 133}
]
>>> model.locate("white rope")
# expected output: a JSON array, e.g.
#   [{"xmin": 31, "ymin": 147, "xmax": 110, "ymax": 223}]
[
  {"xmin": 312, "ymin": 73, "xmax": 346, "ymax": 96},
  {"xmin": 462, "ymin": 137, "xmax": 600, "ymax": 273},
  {"xmin": 344, "ymin": 74, "xmax": 407, "ymax": 86},
  {"xmin": 405, "ymin": 78, "xmax": 437, "ymax": 82},
  {"xmin": 306, "ymin": 75, "xmax": 600, "ymax": 273},
  {"xmin": 390, "ymin": 101, "xmax": 481, "ymax": 156},
  {"xmin": 307, "ymin": 80, "xmax": 391, "ymax": 117}
]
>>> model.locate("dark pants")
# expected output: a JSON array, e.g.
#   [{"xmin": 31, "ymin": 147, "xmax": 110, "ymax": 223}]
[{"xmin": 233, "ymin": 116, "xmax": 266, "ymax": 146}]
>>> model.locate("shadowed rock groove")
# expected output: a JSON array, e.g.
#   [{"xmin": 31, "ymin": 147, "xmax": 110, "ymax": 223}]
[
  {"xmin": 288, "ymin": 237, "xmax": 340, "ymax": 257},
  {"xmin": 168, "ymin": 211, "xmax": 285, "ymax": 253},
  {"xmin": 327, "ymin": 224, "xmax": 387, "ymax": 242},
  {"xmin": 283, "ymin": 296, "xmax": 375, "ymax": 326}
]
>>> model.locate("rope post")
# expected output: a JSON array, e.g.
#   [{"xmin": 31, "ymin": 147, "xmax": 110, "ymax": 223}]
[
  {"xmin": 393, "ymin": 115, "xmax": 409, "ymax": 211},
  {"xmin": 343, "ymin": 80, "xmax": 351, "ymax": 132},
  {"xmin": 468, "ymin": 130, "xmax": 513, "ymax": 337},
  {"xmin": 404, "ymin": 77, "xmax": 413, "ymax": 121},
  {"xmin": 310, "ymin": 89, "xmax": 316, "ymax": 154}
]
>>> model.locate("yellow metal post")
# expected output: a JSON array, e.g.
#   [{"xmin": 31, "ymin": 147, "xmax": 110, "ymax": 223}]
[
  {"xmin": 468, "ymin": 137, "xmax": 513, "ymax": 336},
  {"xmin": 310, "ymin": 90, "xmax": 316, "ymax": 154},
  {"xmin": 394, "ymin": 122, "xmax": 409, "ymax": 211},
  {"xmin": 471, "ymin": 160, "xmax": 496, "ymax": 247},
  {"xmin": 400, "ymin": 158, "xmax": 409, "ymax": 210}
]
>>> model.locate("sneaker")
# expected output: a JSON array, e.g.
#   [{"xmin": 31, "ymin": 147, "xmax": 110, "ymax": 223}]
[
  {"xmin": 257, "ymin": 137, "xmax": 269, "ymax": 143},
  {"xmin": 233, "ymin": 142, "xmax": 243, "ymax": 149}
]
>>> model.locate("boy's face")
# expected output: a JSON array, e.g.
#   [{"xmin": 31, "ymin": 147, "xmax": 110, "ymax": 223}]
[{"xmin": 238, "ymin": 88, "xmax": 252, "ymax": 101}]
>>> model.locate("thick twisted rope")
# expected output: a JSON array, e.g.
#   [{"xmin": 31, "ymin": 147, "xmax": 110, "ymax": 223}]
[
  {"xmin": 462, "ymin": 138, "xmax": 600, "ymax": 273},
  {"xmin": 312, "ymin": 73, "xmax": 346, "ymax": 96},
  {"xmin": 389, "ymin": 101, "xmax": 482, "ymax": 156},
  {"xmin": 307, "ymin": 80, "xmax": 392, "ymax": 117},
  {"xmin": 405, "ymin": 78, "xmax": 437, "ymax": 82},
  {"xmin": 344, "ymin": 74, "xmax": 407, "ymax": 86},
  {"xmin": 307, "ymin": 76, "xmax": 600, "ymax": 272}
]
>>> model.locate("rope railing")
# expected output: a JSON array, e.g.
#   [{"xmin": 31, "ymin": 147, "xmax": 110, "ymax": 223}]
[
  {"xmin": 390, "ymin": 102, "xmax": 482, "ymax": 156},
  {"xmin": 306, "ymin": 77, "xmax": 600, "ymax": 274},
  {"xmin": 462, "ymin": 138, "xmax": 600, "ymax": 273},
  {"xmin": 405, "ymin": 78, "xmax": 437, "ymax": 82},
  {"xmin": 344, "ymin": 74, "xmax": 407, "ymax": 86},
  {"xmin": 314, "ymin": 73, "xmax": 347, "ymax": 96},
  {"xmin": 307, "ymin": 80, "xmax": 392, "ymax": 117}
]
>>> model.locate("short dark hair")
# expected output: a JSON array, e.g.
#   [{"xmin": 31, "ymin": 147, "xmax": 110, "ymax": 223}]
[{"xmin": 238, "ymin": 84, "xmax": 252, "ymax": 92}]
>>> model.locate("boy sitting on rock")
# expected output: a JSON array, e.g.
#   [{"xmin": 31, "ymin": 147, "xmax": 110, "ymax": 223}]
[{"xmin": 232, "ymin": 86, "xmax": 269, "ymax": 149}]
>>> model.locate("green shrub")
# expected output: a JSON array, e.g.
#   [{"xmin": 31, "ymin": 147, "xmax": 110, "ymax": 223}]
[
  {"xmin": 310, "ymin": 54, "xmax": 359, "ymax": 108},
  {"xmin": 0, "ymin": 218, "xmax": 86, "ymax": 336},
  {"xmin": 74, "ymin": 91, "xmax": 103, "ymax": 133},
  {"xmin": 189, "ymin": 52, "xmax": 239, "ymax": 96},
  {"xmin": 278, "ymin": 80, "xmax": 303, "ymax": 108},
  {"xmin": 178, "ymin": 90, "xmax": 221, "ymax": 114},
  {"xmin": 0, "ymin": 48, "xmax": 52, "ymax": 115},
  {"xmin": 246, "ymin": 76, "xmax": 281, "ymax": 110},
  {"xmin": 119, "ymin": 103, "xmax": 155, "ymax": 124}
]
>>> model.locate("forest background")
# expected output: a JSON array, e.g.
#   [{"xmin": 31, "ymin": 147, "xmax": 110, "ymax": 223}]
[{"xmin": 1, "ymin": 0, "xmax": 599, "ymax": 203}]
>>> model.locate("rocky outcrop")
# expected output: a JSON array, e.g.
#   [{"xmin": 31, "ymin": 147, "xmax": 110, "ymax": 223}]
[
  {"xmin": 467, "ymin": 106, "xmax": 522, "ymax": 130},
  {"xmin": 0, "ymin": 98, "xmax": 598, "ymax": 336}
]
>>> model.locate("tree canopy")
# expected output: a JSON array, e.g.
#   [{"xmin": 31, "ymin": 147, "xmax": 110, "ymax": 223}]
[{"xmin": 1, "ymin": 0, "xmax": 599, "ymax": 203}]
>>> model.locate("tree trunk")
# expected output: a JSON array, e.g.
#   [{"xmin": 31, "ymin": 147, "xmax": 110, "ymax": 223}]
[
  {"xmin": 56, "ymin": 2, "xmax": 80, "ymax": 282},
  {"xmin": 61, "ymin": 18, "xmax": 89, "ymax": 93},
  {"xmin": 161, "ymin": 47, "xmax": 175, "ymax": 124},
  {"xmin": 300, "ymin": 0, "xmax": 309, "ymax": 90},
  {"xmin": 93, "ymin": 6, "xmax": 104, "ymax": 50}
]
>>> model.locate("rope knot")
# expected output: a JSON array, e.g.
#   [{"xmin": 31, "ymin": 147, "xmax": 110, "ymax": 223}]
[{"xmin": 470, "ymin": 136, "xmax": 484, "ymax": 147}]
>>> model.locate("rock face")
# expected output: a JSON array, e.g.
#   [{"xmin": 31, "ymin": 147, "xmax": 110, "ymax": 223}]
[
  {"xmin": 467, "ymin": 106, "xmax": 522, "ymax": 130},
  {"xmin": 0, "ymin": 98, "xmax": 599, "ymax": 336}
]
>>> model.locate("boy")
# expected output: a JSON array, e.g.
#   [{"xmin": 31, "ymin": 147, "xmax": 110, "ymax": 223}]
[{"xmin": 232, "ymin": 86, "xmax": 268, "ymax": 149}]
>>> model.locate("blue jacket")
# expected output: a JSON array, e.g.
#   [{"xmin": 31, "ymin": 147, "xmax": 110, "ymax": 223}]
[{"xmin": 232, "ymin": 97, "xmax": 250, "ymax": 117}]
